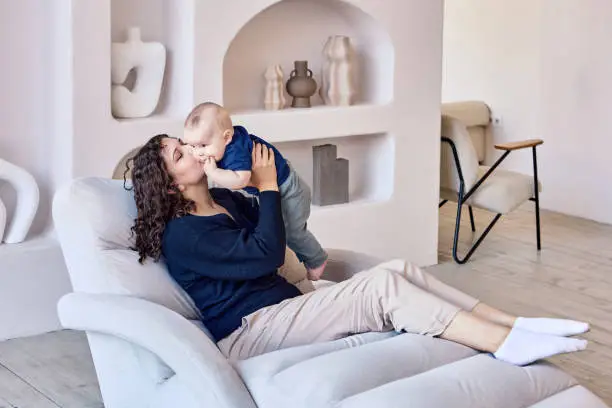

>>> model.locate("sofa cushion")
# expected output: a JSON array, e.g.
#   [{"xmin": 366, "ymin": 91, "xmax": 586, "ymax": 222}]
[
  {"xmin": 53, "ymin": 177, "xmax": 202, "ymax": 319},
  {"xmin": 528, "ymin": 385, "xmax": 609, "ymax": 408},
  {"xmin": 338, "ymin": 354, "xmax": 576, "ymax": 408},
  {"xmin": 235, "ymin": 329, "xmax": 587, "ymax": 408},
  {"xmin": 236, "ymin": 332, "xmax": 479, "ymax": 408},
  {"xmin": 54, "ymin": 177, "xmax": 315, "ymax": 322}
]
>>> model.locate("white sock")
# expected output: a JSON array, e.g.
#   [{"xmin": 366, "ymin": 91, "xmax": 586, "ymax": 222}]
[
  {"xmin": 493, "ymin": 327, "xmax": 587, "ymax": 366},
  {"xmin": 514, "ymin": 317, "xmax": 590, "ymax": 337}
]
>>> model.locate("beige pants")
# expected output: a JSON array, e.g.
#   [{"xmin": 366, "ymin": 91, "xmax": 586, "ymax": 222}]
[{"xmin": 217, "ymin": 259, "xmax": 480, "ymax": 360}]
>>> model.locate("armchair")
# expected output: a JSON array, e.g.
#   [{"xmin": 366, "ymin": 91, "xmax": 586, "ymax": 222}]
[{"xmin": 439, "ymin": 108, "xmax": 543, "ymax": 263}]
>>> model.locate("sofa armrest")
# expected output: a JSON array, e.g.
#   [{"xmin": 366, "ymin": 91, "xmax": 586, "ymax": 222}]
[
  {"xmin": 57, "ymin": 293, "xmax": 256, "ymax": 408},
  {"xmin": 322, "ymin": 248, "xmax": 384, "ymax": 282},
  {"xmin": 495, "ymin": 139, "xmax": 543, "ymax": 151}
]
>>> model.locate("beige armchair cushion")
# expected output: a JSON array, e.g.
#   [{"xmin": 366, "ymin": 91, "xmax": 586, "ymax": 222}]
[
  {"xmin": 442, "ymin": 101, "xmax": 491, "ymax": 163},
  {"xmin": 440, "ymin": 115, "xmax": 480, "ymax": 194},
  {"xmin": 467, "ymin": 167, "xmax": 542, "ymax": 214}
]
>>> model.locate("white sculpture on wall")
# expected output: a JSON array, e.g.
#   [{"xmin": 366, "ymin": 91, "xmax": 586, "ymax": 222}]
[
  {"xmin": 0, "ymin": 159, "xmax": 39, "ymax": 244},
  {"xmin": 264, "ymin": 64, "xmax": 286, "ymax": 110},
  {"xmin": 111, "ymin": 27, "xmax": 166, "ymax": 119},
  {"xmin": 321, "ymin": 35, "xmax": 357, "ymax": 106}
]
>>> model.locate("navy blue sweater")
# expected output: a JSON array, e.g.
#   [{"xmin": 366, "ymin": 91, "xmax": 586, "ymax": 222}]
[{"xmin": 161, "ymin": 189, "xmax": 302, "ymax": 342}]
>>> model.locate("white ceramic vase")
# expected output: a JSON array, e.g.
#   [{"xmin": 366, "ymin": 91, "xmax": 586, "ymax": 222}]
[
  {"xmin": 111, "ymin": 27, "xmax": 166, "ymax": 118},
  {"xmin": 264, "ymin": 64, "xmax": 286, "ymax": 110},
  {"xmin": 0, "ymin": 158, "xmax": 39, "ymax": 244},
  {"xmin": 321, "ymin": 35, "xmax": 356, "ymax": 106},
  {"xmin": 319, "ymin": 39, "xmax": 333, "ymax": 104}
]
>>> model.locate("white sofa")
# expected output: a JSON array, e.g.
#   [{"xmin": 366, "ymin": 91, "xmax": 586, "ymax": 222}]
[{"xmin": 52, "ymin": 177, "xmax": 609, "ymax": 408}]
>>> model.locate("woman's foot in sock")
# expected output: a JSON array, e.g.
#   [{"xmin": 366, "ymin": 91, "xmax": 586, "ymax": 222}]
[
  {"xmin": 493, "ymin": 327, "xmax": 587, "ymax": 366},
  {"xmin": 307, "ymin": 260, "xmax": 328, "ymax": 281},
  {"xmin": 514, "ymin": 317, "xmax": 590, "ymax": 337}
]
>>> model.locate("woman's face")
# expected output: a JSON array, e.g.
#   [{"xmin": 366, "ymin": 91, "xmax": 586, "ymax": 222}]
[{"xmin": 160, "ymin": 137, "xmax": 206, "ymax": 189}]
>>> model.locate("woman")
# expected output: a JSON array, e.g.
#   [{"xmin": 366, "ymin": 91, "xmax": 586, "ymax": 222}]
[{"xmin": 128, "ymin": 134, "xmax": 589, "ymax": 364}]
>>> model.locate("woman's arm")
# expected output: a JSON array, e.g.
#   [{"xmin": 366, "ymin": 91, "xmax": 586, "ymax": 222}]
[
  {"xmin": 187, "ymin": 190, "xmax": 286, "ymax": 280},
  {"xmin": 168, "ymin": 144, "xmax": 285, "ymax": 281}
]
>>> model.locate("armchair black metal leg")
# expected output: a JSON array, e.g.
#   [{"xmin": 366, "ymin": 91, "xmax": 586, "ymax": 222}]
[
  {"xmin": 532, "ymin": 146, "xmax": 542, "ymax": 250},
  {"xmin": 468, "ymin": 206, "xmax": 476, "ymax": 232},
  {"xmin": 441, "ymin": 136, "xmax": 506, "ymax": 264},
  {"xmin": 451, "ymin": 201, "xmax": 502, "ymax": 264}
]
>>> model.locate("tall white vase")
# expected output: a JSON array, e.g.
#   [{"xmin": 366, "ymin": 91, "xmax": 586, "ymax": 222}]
[
  {"xmin": 319, "ymin": 38, "xmax": 333, "ymax": 105},
  {"xmin": 264, "ymin": 64, "xmax": 286, "ymax": 110},
  {"xmin": 322, "ymin": 35, "xmax": 356, "ymax": 106},
  {"xmin": 111, "ymin": 27, "xmax": 166, "ymax": 118},
  {"xmin": 0, "ymin": 158, "xmax": 39, "ymax": 244}
]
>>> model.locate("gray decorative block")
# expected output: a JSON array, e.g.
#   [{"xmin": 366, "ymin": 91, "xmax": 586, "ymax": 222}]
[{"xmin": 312, "ymin": 144, "xmax": 349, "ymax": 206}]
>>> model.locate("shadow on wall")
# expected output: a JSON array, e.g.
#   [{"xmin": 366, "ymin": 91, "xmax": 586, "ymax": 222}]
[{"xmin": 112, "ymin": 147, "xmax": 141, "ymax": 181}]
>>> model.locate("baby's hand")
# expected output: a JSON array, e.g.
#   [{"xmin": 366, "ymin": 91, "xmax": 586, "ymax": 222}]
[{"xmin": 202, "ymin": 156, "xmax": 217, "ymax": 175}]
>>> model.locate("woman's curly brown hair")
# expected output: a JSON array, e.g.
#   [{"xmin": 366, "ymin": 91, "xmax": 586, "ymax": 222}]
[{"xmin": 124, "ymin": 134, "xmax": 195, "ymax": 264}]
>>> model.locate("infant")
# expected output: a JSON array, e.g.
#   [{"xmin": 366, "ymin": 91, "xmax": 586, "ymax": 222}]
[{"xmin": 182, "ymin": 102, "xmax": 328, "ymax": 279}]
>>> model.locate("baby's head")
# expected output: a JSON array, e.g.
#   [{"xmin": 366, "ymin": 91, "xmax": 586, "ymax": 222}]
[{"xmin": 183, "ymin": 102, "xmax": 234, "ymax": 161}]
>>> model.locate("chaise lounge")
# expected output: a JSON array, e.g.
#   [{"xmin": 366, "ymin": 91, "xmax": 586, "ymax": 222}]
[{"xmin": 53, "ymin": 177, "xmax": 609, "ymax": 408}]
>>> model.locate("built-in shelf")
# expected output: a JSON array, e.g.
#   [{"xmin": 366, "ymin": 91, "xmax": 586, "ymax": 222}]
[
  {"xmin": 311, "ymin": 197, "xmax": 388, "ymax": 214},
  {"xmin": 231, "ymin": 103, "xmax": 393, "ymax": 143},
  {"xmin": 110, "ymin": 0, "xmax": 193, "ymax": 120},
  {"xmin": 223, "ymin": 0, "xmax": 394, "ymax": 112},
  {"xmin": 274, "ymin": 132, "xmax": 394, "ymax": 208}
]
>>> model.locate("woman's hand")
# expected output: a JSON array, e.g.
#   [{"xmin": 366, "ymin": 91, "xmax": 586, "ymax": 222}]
[{"xmin": 250, "ymin": 143, "xmax": 278, "ymax": 192}]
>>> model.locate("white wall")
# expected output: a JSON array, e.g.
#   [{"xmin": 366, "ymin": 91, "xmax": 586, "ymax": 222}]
[
  {"xmin": 0, "ymin": 0, "xmax": 54, "ymax": 236},
  {"xmin": 0, "ymin": 1, "xmax": 72, "ymax": 341},
  {"xmin": 443, "ymin": 0, "xmax": 612, "ymax": 225},
  {"xmin": 539, "ymin": 0, "xmax": 612, "ymax": 224}
]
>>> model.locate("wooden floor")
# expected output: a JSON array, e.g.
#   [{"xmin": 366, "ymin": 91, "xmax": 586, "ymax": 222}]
[
  {"xmin": 0, "ymin": 330, "xmax": 102, "ymax": 408},
  {"xmin": 0, "ymin": 204, "xmax": 610, "ymax": 407}
]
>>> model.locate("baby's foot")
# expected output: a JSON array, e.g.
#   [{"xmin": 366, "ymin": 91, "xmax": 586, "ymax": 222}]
[{"xmin": 307, "ymin": 260, "xmax": 328, "ymax": 281}]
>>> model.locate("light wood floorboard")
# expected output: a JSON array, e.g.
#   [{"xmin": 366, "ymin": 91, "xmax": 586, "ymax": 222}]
[
  {"xmin": 0, "ymin": 331, "xmax": 102, "ymax": 408},
  {"xmin": 0, "ymin": 204, "xmax": 609, "ymax": 406},
  {"xmin": 0, "ymin": 363, "xmax": 59, "ymax": 407}
]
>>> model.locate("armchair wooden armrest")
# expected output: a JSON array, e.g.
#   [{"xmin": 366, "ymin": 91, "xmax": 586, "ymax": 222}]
[{"xmin": 495, "ymin": 139, "xmax": 543, "ymax": 151}]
